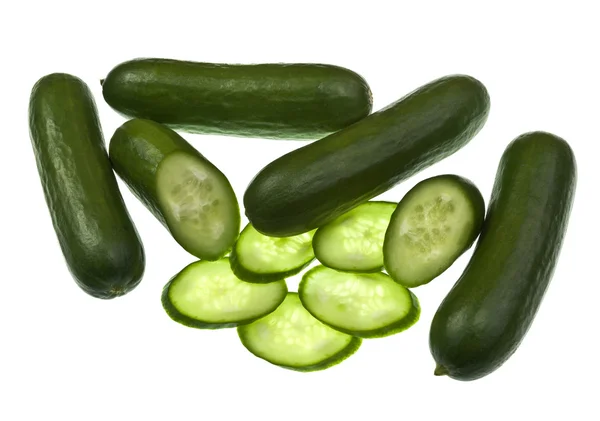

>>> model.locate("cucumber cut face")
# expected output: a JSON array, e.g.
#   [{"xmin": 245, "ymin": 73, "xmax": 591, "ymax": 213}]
[
  {"xmin": 238, "ymin": 293, "xmax": 361, "ymax": 371},
  {"xmin": 299, "ymin": 266, "xmax": 420, "ymax": 338},
  {"xmin": 384, "ymin": 175, "xmax": 485, "ymax": 288},
  {"xmin": 162, "ymin": 258, "xmax": 287, "ymax": 329},
  {"xmin": 313, "ymin": 201, "xmax": 396, "ymax": 272},
  {"xmin": 156, "ymin": 152, "xmax": 240, "ymax": 260},
  {"xmin": 230, "ymin": 224, "xmax": 315, "ymax": 283}
]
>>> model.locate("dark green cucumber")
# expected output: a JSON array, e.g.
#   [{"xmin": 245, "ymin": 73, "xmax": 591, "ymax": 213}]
[
  {"xmin": 101, "ymin": 58, "xmax": 373, "ymax": 139},
  {"xmin": 109, "ymin": 119, "xmax": 240, "ymax": 260},
  {"xmin": 430, "ymin": 131, "xmax": 577, "ymax": 381},
  {"xmin": 384, "ymin": 175, "xmax": 485, "ymax": 288},
  {"xmin": 244, "ymin": 74, "xmax": 490, "ymax": 237},
  {"xmin": 28, "ymin": 73, "xmax": 145, "ymax": 299}
]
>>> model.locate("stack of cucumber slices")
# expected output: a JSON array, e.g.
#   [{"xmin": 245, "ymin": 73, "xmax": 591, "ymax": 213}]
[{"xmin": 28, "ymin": 59, "xmax": 576, "ymax": 380}]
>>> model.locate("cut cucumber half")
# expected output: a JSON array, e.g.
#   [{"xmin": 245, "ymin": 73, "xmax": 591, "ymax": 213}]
[
  {"xmin": 383, "ymin": 174, "xmax": 485, "ymax": 288},
  {"xmin": 299, "ymin": 266, "xmax": 420, "ymax": 338},
  {"xmin": 157, "ymin": 152, "xmax": 240, "ymax": 260},
  {"xmin": 230, "ymin": 223, "xmax": 315, "ymax": 283},
  {"xmin": 162, "ymin": 258, "xmax": 287, "ymax": 329},
  {"xmin": 312, "ymin": 201, "xmax": 396, "ymax": 272},
  {"xmin": 109, "ymin": 119, "xmax": 240, "ymax": 261},
  {"xmin": 238, "ymin": 293, "xmax": 362, "ymax": 371}
]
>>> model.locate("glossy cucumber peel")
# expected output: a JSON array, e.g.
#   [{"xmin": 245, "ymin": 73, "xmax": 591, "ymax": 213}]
[
  {"xmin": 244, "ymin": 74, "xmax": 490, "ymax": 237},
  {"xmin": 313, "ymin": 201, "xmax": 396, "ymax": 272},
  {"xmin": 102, "ymin": 59, "xmax": 373, "ymax": 139},
  {"xmin": 28, "ymin": 73, "xmax": 145, "ymax": 299},
  {"xmin": 430, "ymin": 132, "xmax": 577, "ymax": 381},
  {"xmin": 109, "ymin": 119, "xmax": 240, "ymax": 260},
  {"xmin": 384, "ymin": 175, "xmax": 485, "ymax": 288},
  {"xmin": 230, "ymin": 223, "xmax": 315, "ymax": 283},
  {"xmin": 162, "ymin": 258, "xmax": 287, "ymax": 329},
  {"xmin": 299, "ymin": 266, "xmax": 420, "ymax": 338},
  {"xmin": 238, "ymin": 293, "xmax": 362, "ymax": 371}
]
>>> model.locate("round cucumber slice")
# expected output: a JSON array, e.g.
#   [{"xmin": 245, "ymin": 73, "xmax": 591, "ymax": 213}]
[
  {"xmin": 299, "ymin": 266, "xmax": 420, "ymax": 338},
  {"xmin": 156, "ymin": 151, "xmax": 240, "ymax": 260},
  {"xmin": 238, "ymin": 293, "xmax": 362, "ymax": 371},
  {"xmin": 230, "ymin": 223, "xmax": 315, "ymax": 283},
  {"xmin": 383, "ymin": 174, "xmax": 485, "ymax": 288},
  {"xmin": 313, "ymin": 201, "xmax": 396, "ymax": 272},
  {"xmin": 162, "ymin": 258, "xmax": 287, "ymax": 329}
]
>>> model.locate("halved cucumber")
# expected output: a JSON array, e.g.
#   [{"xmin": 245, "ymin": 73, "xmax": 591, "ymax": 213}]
[
  {"xmin": 230, "ymin": 223, "xmax": 315, "ymax": 283},
  {"xmin": 109, "ymin": 119, "xmax": 240, "ymax": 260},
  {"xmin": 299, "ymin": 266, "xmax": 420, "ymax": 338},
  {"xmin": 238, "ymin": 293, "xmax": 362, "ymax": 371},
  {"xmin": 162, "ymin": 258, "xmax": 287, "ymax": 329},
  {"xmin": 312, "ymin": 201, "xmax": 396, "ymax": 272},
  {"xmin": 383, "ymin": 175, "xmax": 485, "ymax": 288}
]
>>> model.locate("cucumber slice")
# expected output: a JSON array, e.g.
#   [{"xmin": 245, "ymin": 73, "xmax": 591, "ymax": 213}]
[
  {"xmin": 312, "ymin": 201, "xmax": 396, "ymax": 272},
  {"xmin": 299, "ymin": 266, "xmax": 420, "ymax": 338},
  {"xmin": 383, "ymin": 174, "xmax": 485, "ymax": 288},
  {"xmin": 157, "ymin": 152, "xmax": 240, "ymax": 260},
  {"xmin": 230, "ymin": 223, "xmax": 315, "ymax": 283},
  {"xmin": 238, "ymin": 293, "xmax": 362, "ymax": 371},
  {"xmin": 162, "ymin": 258, "xmax": 287, "ymax": 329}
]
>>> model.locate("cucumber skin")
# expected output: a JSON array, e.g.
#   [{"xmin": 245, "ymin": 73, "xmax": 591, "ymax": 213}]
[
  {"xmin": 244, "ymin": 74, "xmax": 490, "ymax": 237},
  {"xmin": 383, "ymin": 174, "xmax": 485, "ymax": 287},
  {"xmin": 161, "ymin": 258, "xmax": 288, "ymax": 330},
  {"xmin": 102, "ymin": 59, "xmax": 373, "ymax": 140},
  {"xmin": 298, "ymin": 266, "xmax": 421, "ymax": 339},
  {"xmin": 28, "ymin": 74, "xmax": 145, "ymax": 299},
  {"xmin": 429, "ymin": 132, "xmax": 577, "ymax": 381},
  {"xmin": 237, "ymin": 293, "xmax": 363, "ymax": 372},
  {"xmin": 108, "ymin": 118, "xmax": 240, "ymax": 260},
  {"xmin": 312, "ymin": 201, "xmax": 397, "ymax": 274}
]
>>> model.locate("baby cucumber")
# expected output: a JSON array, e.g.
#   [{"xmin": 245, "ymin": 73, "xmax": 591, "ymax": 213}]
[
  {"xmin": 230, "ymin": 223, "xmax": 315, "ymax": 283},
  {"xmin": 430, "ymin": 132, "xmax": 577, "ymax": 381},
  {"xmin": 299, "ymin": 266, "xmax": 420, "ymax": 338},
  {"xmin": 109, "ymin": 119, "xmax": 240, "ymax": 260},
  {"xmin": 312, "ymin": 201, "xmax": 396, "ymax": 272},
  {"xmin": 244, "ymin": 74, "xmax": 490, "ymax": 237},
  {"xmin": 238, "ymin": 293, "xmax": 362, "ymax": 371},
  {"xmin": 102, "ymin": 58, "xmax": 373, "ymax": 139},
  {"xmin": 28, "ymin": 73, "xmax": 145, "ymax": 299},
  {"xmin": 384, "ymin": 175, "xmax": 485, "ymax": 288}
]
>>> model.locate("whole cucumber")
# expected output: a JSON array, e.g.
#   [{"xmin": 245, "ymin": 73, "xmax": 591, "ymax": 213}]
[
  {"xmin": 429, "ymin": 131, "xmax": 577, "ymax": 381},
  {"xmin": 244, "ymin": 74, "xmax": 490, "ymax": 237},
  {"xmin": 29, "ymin": 74, "xmax": 145, "ymax": 299},
  {"xmin": 101, "ymin": 58, "xmax": 373, "ymax": 139}
]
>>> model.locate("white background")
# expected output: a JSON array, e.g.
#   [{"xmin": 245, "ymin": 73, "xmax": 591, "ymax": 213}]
[{"xmin": 2, "ymin": 1, "xmax": 598, "ymax": 420}]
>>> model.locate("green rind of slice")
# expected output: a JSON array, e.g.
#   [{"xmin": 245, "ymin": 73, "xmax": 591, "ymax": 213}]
[
  {"xmin": 299, "ymin": 266, "xmax": 420, "ymax": 338},
  {"xmin": 313, "ymin": 201, "xmax": 397, "ymax": 273},
  {"xmin": 230, "ymin": 224, "xmax": 316, "ymax": 283},
  {"xmin": 162, "ymin": 258, "xmax": 287, "ymax": 329},
  {"xmin": 237, "ymin": 293, "xmax": 362, "ymax": 372}
]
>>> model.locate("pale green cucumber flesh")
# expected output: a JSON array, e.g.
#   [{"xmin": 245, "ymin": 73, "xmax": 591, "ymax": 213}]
[
  {"xmin": 384, "ymin": 179, "xmax": 479, "ymax": 287},
  {"xmin": 299, "ymin": 266, "xmax": 419, "ymax": 338},
  {"xmin": 162, "ymin": 259, "xmax": 287, "ymax": 329},
  {"xmin": 238, "ymin": 293, "xmax": 361, "ymax": 371},
  {"xmin": 313, "ymin": 201, "xmax": 396, "ymax": 272},
  {"xmin": 156, "ymin": 152, "xmax": 239, "ymax": 260},
  {"xmin": 231, "ymin": 224, "xmax": 315, "ymax": 282}
]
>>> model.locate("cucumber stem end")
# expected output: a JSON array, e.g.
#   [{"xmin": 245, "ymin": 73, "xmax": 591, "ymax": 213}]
[{"xmin": 434, "ymin": 364, "xmax": 448, "ymax": 376}]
